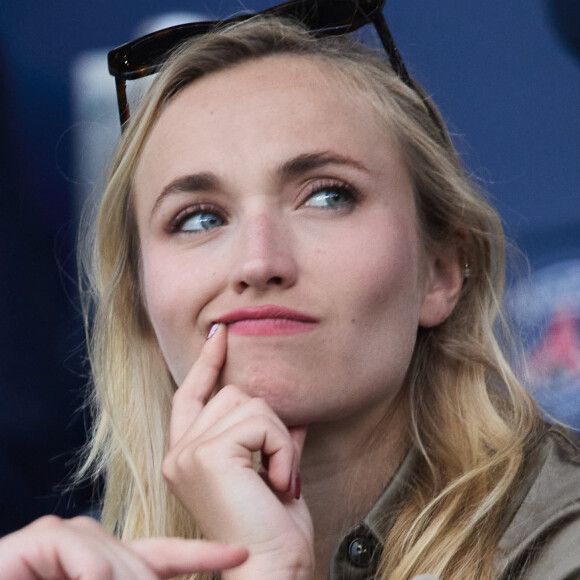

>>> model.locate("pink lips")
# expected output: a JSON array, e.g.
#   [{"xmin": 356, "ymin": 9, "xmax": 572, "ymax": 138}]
[{"xmin": 216, "ymin": 305, "xmax": 318, "ymax": 336}]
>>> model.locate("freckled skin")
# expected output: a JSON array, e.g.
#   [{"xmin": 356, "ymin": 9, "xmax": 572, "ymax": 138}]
[{"xmin": 133, "ymin": 56, "xmax": 443, "ymax": 431}]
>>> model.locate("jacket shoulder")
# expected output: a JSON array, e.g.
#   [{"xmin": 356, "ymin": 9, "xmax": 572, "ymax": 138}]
[
  {"xmin": 494, "ymin": 426, "xmax": 580, "ymax": 579},
  {"xmin": 515, "ymin": 517, "xmax": 580, "ymax": 579}
]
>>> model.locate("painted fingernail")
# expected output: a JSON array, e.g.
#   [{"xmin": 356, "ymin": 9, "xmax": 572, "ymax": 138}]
[
  {"xmin": 207, "ymin": 323, "xmax": 219, "ymax": 340},
  {"xmin": 294, "ymin": 473, "xmax": 301, "ymax": 500}
]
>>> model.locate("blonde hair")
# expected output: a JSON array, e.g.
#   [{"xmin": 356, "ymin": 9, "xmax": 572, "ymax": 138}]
[{"xmin": 79, "ymin": 17, "xmax": 542, "ymax": 580}]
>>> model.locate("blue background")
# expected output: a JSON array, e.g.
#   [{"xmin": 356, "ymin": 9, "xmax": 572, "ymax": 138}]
[{"xmin": 1, "ymin": 1, "xmax": 578, "ymax": 534}]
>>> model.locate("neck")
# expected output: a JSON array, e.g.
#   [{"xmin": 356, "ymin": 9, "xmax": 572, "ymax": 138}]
[{"xmin": 300, "ymin": 399, "xmax": 409, "ymax": 579}]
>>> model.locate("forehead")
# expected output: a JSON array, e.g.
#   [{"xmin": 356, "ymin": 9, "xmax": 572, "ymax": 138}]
[{"xmin": 135, "ymin": 55, "xmax": 405, "ymax": 190}]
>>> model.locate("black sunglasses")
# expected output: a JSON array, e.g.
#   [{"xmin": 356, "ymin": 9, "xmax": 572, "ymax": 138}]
[{"xmin": 108, "ymin": 0, "xmax": 426, "ymax": 130}]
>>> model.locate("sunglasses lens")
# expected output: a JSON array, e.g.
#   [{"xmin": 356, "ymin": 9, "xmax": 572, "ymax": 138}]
[
  {"xmin": 114, "ymin": 0, "xmax": 381, "ymax": 77},
  {"xmin": 111, "ymin": 0, "xmax": 387, "ymax": 127},
  {"xmin": 121, "ymin": 23, "xmax": 212, "ymax": 77}
]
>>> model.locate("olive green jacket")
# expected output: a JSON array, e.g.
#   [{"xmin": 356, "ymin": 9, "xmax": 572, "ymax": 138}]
[
  {"xmin": 329, "ymin": 426, "xmax": 580, "ymax": 579},
  {"xmin": 494, "ymin": 426, "xmax": 580, "ymax": 579}
]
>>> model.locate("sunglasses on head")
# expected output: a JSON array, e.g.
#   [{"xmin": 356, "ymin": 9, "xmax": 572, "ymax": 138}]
[{"xmin": 108, "ymin": 0, "xmax": 436, "ymax": 133}]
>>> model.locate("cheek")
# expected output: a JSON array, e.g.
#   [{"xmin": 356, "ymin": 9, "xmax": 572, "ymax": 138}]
[
  {"xmin": 140, "ymin": 247, "xmax": 214, "ymax": 381},
  {"xmin": 142, "ymin": 253, "xmax": 182, "ymax": 328},
  {"xmin": 326, "ymin": 217, "xmax": 425, "ymax": 383},
  {"xmin": 328, "ymin": 221, "xmax": 423, "ymax": 321}
]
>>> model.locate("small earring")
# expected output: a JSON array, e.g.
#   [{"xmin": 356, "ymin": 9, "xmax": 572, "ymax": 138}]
[{"xmin": 464, "ymin": 262, "xmax": 471, "ymax": 279}]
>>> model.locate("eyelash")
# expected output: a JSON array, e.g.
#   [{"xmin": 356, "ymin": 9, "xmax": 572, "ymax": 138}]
[
  {"xmin": 169, "ymin": 203, "xmax": 226, "ymax": 234},
  {"xmin": 167, "ymin": 179, "xmax": 361, "ymax": 234},
  {"xmin": 301, "ymin": 179, "xmax": 361, "ymax": 210}
]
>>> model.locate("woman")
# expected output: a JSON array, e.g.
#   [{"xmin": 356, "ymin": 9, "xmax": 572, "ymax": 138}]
[{"xmin": 3, "ymin": 9, "xmax": 580, "ymax": 580}]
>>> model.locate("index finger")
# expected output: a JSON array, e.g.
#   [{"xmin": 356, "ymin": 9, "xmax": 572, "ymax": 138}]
[
  {"xmin": 170, "ymin": 323, "xmax": 227, "ymax": 447},
  {"xmin": 129, "ymin": 537, "xmax": 248, "ymax": 577}
]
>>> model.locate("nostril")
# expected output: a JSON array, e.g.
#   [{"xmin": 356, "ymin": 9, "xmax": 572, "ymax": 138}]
[{"xmin": 234, "ymin": 256, "xmax": 297, "ymax": 292}]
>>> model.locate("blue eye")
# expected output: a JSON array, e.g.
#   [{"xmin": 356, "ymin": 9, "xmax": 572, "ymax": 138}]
[
  {"xmin": 177, "ymin": 210, "xmax": 225, "ymax": 233},
  {"xmin": 304, "ymin": 186, "xmax": 356, "ymax": 209}
]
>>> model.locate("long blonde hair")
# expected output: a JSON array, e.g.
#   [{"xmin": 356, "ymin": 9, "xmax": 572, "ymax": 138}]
[{"xmin": 79, "ymin": 17, "xmax": 542, "ymax": 579}]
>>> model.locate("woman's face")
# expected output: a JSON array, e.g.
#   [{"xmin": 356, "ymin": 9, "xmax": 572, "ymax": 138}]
[{"xmin": 134, "ymin": 56, "xmax": 456, "ymax": 428}]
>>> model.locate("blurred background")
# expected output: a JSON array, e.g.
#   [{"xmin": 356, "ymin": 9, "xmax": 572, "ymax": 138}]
[{"xmin": 0, "ymin": 0, "xmax": 578, "ymax": 535}]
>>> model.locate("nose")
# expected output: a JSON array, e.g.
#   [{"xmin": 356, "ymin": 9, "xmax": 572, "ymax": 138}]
[{"xmin": 230, "ymin": 211, "xmax": 298, "ymax": 293}]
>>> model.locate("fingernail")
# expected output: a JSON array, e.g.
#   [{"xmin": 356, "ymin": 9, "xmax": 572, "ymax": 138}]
[
  {"xmin": 294, "ymin": 473, "xmax": 301, "ymax": 500},
  {"xmin": 207, "ymin": 323, "xmax": 219, "ymax": 340}
]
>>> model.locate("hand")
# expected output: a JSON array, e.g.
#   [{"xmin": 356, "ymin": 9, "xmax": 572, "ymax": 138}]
[
  {"xmin": 0, "ymin": 515, "xmax": 248, "ymax": 579},
  {"xmin": 162, "ymin": 324, "xmax": 314, "ymax": 579}
]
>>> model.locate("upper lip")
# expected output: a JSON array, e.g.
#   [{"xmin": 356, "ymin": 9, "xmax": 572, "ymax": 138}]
[{"xmin": 216, "ymin": 305, "xmax": 319, "ymax": 324}]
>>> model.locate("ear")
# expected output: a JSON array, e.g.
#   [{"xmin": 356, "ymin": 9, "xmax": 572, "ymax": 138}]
[{"xmin": 418, "ymin": 243, "xmax": 464, "ymax": 328}]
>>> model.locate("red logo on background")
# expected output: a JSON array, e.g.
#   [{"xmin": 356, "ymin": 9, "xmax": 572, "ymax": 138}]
[
  {"xmin": 528, "ymin": 310, "xmax": 580, "ymax": 383},
  {"xmin": 507, "ymin": 260, "xmax": 580, "ymax": 426}
]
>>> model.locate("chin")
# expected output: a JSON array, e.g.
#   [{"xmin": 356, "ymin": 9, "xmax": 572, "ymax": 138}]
[{"xmin": 221, "ymin": 364, "xmax": 313, "ymax": 422}]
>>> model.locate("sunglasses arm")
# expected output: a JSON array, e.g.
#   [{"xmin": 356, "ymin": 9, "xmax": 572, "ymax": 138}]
[
  {"xmin": 115, "ymin": 77, "xmax": 130, "ymax": 129},
  {"xmin": 372, "ymin": 12, "xmax": 410, "ymax": 84}
]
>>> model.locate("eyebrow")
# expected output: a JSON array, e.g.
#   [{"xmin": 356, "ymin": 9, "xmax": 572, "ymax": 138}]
[
  {"xmin": 150, "ymin": 151, "xmax": 368, "ymax": 215},
  {"xmin": 278, "ymin": 151, "xmax": 369, "ymax": 177},
  {"xmin": 151, "ymin": 172, "xmax": 218, "ymax": 215}
]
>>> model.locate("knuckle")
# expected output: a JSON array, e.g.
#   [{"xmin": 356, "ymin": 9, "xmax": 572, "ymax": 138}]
[
  {"xmin": 189, "ymin": 438, "xmax": 223, "ymax": 470},
  {"xmin": 163, "ymin": 441, "xmax": 219, "ymax": 496},
  {"xmin": 161, "ymin": 453, "xmax": 177, "ymax": 480},
  {"xmin": 219, "ymin": 383, "xmax": 242, "ymax": 399},
  {"xmin": 67, "ymin": 516, "xmax": 107, "ymax": 537},
  {"xmin": 163, "ymin": 444, "xmax": 203, "ymax": 479},
  {"xmin": 171, "ymin": 386, "xmax": 186, "ymax": 409},
  {"xmin": 175, "ymin": 447, "xmax": 196, "ymax": 472},
  {"xmin": 71, "ymin": 515, "xmax": 101, "ymax": 527},
  {"xmin": 247, "ymin": 396, "xmax": 270, "ymax": 414},
  {"xmin": 31, "ymin": 514, "xmax": 64, "ymax": 531},
  {"xmin": 194, "ymin": 439, "xmax": 215, "ymax": 462}
]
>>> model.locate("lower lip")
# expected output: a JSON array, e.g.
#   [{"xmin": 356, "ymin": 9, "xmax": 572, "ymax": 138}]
[{"xmin": 227, "ymin": 318, "xmax": 317, "ymax": 336}]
